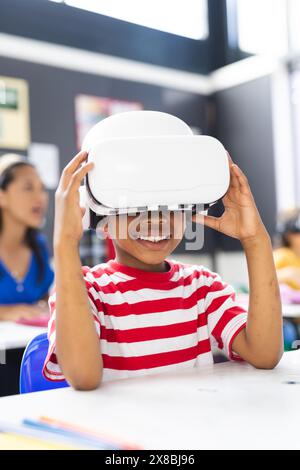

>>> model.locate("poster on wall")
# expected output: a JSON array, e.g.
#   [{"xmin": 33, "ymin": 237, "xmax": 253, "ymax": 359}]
[
  {"xmin": 0, "ymin": 76, "xmax": 30, "ymax": 150},
  {"xmin": 75, "ymin": 95, "xmax": 143, "ymax": 149},
  {"xmin": 28, "ymin": 143, "xmax": 60, "ymax": 190}
]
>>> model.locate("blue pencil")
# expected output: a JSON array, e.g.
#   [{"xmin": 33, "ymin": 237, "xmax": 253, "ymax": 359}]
[{"xmin": 22, "ymin": 419, "xmax": 121, "ymax": 450}]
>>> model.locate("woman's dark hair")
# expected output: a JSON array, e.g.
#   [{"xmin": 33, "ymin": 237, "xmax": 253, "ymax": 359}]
[{"xmin": 0, "ymin": 160, "xmax": 44, "ymax": 283}]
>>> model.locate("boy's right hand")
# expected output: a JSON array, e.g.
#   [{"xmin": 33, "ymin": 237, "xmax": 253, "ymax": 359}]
[{"xmin": 54, "ymin": 151, "xmax": 94, "ymax": 249}]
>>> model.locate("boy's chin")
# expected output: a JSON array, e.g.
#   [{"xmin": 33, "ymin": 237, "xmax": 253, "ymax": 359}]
[
  {"xmin": 138, "ymin": 254, "xmax": 168, "ymax": 265},
  {"xmin": 113, "ymin": 237, "xmax": 181, "ymax": 265},
  {"xmin": 133, "ymin": 246, "xmax": 173, "ymax": 265}
]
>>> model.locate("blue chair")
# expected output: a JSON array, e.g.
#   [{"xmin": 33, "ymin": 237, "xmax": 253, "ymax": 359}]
[
  {"xmin": 283, "ymin": 320, "xmax": 299, "ymax": 352},
  {"xmin": 19, "ymin": 333, "xmax": 69, "ymax": 393}
]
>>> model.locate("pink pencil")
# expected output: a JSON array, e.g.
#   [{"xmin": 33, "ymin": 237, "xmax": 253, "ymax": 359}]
[{"xmin": 39, "ymin": 416, "xmax": 141, "ymax": 450}]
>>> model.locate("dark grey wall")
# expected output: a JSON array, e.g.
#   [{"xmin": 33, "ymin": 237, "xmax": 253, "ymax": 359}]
[
  {"xmin": 213, "ymin": 75, "xmax": 277, "ymax": 250},
  {"xmin": 0, "ymin": 55, "xmax": 211, "ymax": 255}
]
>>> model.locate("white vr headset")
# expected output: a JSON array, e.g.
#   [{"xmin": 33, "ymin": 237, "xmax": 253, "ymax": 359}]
[{"xmin": 79, "ymin": 110, "xmax": 230, "ymax": 230}]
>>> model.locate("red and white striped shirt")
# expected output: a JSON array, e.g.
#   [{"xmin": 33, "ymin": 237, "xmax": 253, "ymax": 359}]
[{"xmin": 43, "ymin": 259, "xmax": 248, "ymax": 382}]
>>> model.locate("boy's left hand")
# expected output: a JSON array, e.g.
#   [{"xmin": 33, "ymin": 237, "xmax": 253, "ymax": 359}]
[{"xmin": 192, "ymin": 153, "xmax": 268, "ymax": 244}]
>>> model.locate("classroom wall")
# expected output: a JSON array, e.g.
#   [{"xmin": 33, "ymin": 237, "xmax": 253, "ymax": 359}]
[{"xmin": 213, "ymin": 75, "xmax": 278, "ymax": 251}]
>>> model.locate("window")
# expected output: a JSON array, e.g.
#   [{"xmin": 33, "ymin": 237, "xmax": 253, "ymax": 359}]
[
  {"xmin": 288, "ymin": 0, "xmax": 300, "ymax": 53},
  {"xmin": 49, "ymin": 0, "xmax": 209, "ymax": 40},
  {"xmin": 236, "ymin": 0, "xmax": 289, "ymax": 56}
]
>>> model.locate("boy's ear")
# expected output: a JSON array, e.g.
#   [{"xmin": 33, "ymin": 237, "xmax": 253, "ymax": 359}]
[
  {"xmin": 102, "ymin": 222, "xmax": 109, "ymax": 233},
  {"xmin": 95, "ymin": 216, "xmax": 110, "ymax": 237}
]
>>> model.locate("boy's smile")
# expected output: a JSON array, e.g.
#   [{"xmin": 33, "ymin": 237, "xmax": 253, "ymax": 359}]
[
  {"xmin": 104, "ymin": 210, "xmax": 186, "ymax": 270},
  {"xmin": 129, "ymin": 211, "xmax": 172, "ymax": 251},
  {"xmin": 134, "ymin": 236, "xmax": 171, "ymax": 251}
]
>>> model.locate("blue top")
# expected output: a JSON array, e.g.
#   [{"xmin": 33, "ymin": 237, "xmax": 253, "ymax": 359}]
[{"xmin": 0, "ymin": 233, "xmax": 54, "ymax": 305}]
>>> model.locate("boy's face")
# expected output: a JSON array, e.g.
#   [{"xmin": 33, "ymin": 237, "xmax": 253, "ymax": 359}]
[{"xmin": 105, "ymin": 210, "xmax": 186, "ymax": 266}]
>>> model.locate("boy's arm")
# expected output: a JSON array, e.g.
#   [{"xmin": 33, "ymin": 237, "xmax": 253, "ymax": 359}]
[
  {"xmin": 194, "ymin": 154, "xmax": 283, "ymax": 369},
  {"xmin": 233, "ymin": 230, "xmax": 283, "ymax": 368},
  {"xmin": 53, "ymin": 151, "xmax": 102, "ymax": 390}
]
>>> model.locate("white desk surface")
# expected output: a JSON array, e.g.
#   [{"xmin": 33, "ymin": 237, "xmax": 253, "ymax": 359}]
[
  {"xmin": 0, "ymin": 351, "xmax": 300, "ymax": 450},
  {"xmin": 0, "ymin": 322, "xmax": 47, "ymax": 350},
  {"xmin": 281, "ymin": 304, "xmax": 300, "ymax": 319}
]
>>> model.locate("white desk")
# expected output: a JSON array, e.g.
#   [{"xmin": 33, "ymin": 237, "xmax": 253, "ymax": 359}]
[
  {"xmin": 0, "ymin": 322, "xmax": 47, "ymax": 350},
  {"xmin": 0, "ymin": 351, "xmax": 300, "ymax": 450},
  {"xmin": 281, "ymin": 304, "xmax": 300, "ymax": 319}
]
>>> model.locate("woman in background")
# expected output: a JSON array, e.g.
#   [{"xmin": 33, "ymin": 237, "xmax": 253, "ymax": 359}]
[
  {"xmin": 0, "ymin": 153, "xmax": 54, "ymax": 321},
  {"xmin": 274, "ymin": 209, "xmax": 300, "ymax": 291}
]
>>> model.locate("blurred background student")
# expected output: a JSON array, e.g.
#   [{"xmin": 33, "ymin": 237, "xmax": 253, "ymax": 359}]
[
  {"xmin": 0, "ymin": 154, "xmax": 54, "ymax": 322},
  {"xmin": 274, "ymin": 209, "xmax": 300, "ymax": 291},
  {"xmin": 273, "ymin": 209, "xmax": 300, "ymax": 350}
]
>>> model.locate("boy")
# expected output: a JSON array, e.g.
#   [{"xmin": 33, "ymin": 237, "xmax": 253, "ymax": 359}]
[{"xmin": 43, "ymin": 151, "xmax": 283, "ymax": 390}]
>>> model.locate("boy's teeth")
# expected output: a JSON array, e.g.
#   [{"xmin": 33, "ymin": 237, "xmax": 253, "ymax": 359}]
[{"xmin": 139, "ymin": 235, "xmax": 168, "ymax": 242}]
